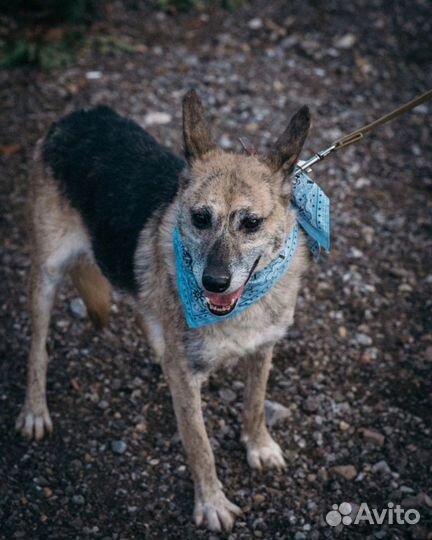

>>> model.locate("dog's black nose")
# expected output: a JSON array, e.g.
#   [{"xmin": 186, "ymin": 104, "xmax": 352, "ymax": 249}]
[{"xmin": 202, "ymin": 270, "xmax": 231, "ymax": 293}]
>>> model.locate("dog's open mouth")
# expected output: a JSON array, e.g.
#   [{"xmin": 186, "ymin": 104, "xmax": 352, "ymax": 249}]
[
  {"xmin": 203, "ymin": 257, "xmax": 260, "ymax": 316},
  {"xmin": 204, "ymin": 286, "xmax": 245, "ymax": 316}
]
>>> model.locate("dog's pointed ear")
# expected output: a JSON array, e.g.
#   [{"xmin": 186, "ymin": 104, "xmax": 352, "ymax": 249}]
[
  {"xmin": 264, "ymin": 105, "xmax": 311, "ymax": 174},
  {"xmin": 183, "ymin": 89, "xmax": 217, "ymax": 163}
]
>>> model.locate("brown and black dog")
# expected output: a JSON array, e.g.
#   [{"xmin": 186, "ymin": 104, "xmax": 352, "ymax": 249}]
[{"xmin": 16, "ymin": 90, "xmax": 311, "ymax": 531}]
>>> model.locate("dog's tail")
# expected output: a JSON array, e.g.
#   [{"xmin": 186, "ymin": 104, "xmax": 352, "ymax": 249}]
[{"xmin": 71, "ymin": 259, "xmax": 111, "ymax": 330}]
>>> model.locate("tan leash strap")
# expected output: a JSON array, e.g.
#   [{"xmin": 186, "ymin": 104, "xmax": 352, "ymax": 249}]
[
  {"xmin": 334, "ymin": 88, "xmax": 432, "ymax": 150},
  {"xmin": 298, "ymin": 88, "xmax": 432, "ymax": 171}
]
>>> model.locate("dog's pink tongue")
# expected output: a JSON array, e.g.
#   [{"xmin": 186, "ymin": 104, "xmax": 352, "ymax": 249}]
[{"xmin": 205, "ymin": 286, "xmax": 244, "ymax": 307}]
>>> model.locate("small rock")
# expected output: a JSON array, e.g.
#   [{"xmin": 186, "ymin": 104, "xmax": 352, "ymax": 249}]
[
  {"xmin": 294, "ymin": 533, "xmax": 306, "ymax": 540},
  {"xmin": 248, "ymin": 18, "xmax": 263, "ymax": 30},
  {"xmin": 402, "ymin": 492, "xmax": 432, "ymax": 509},
  {"xmin": 135, "ymin": 422, "xmax": 146, "ymax": 433},
  {"xmin": 338, "ymin": 326, "xmax": 347, "ymax": 338},
  {"xmin": 219, "ymin": 134, "xmax": 233, "ymax": 149},
  {"xmin": 85, "ymin": 70, "xmax": 102, "ymax": 80},
  {"xmin": 361, "ymin": 428, "xmax": 385, "ymax": 446},
  {"xmin": 69, "ymin": 298, "xmax": 87, "ymax": 319},
  {"xmin": 43, "ymin": 487, "xmax": 53, "ymax": 498},
  {"xmin": 360, "ymin": 351, "xmax": 373, "ymax": 364},
  {"xmin": 254, "ymin": 494, "xmax": 266, "ymax": 504},
  {"xmin": 355, "ymin": 177, "xmax": 371, "ymax": 189},
  {"xmin": 265, "ymin": 400, "xmax": 291, "ymax": 427},
  {"xmin": 372, "ymin": 460, "xmax": 391, "ymax": 475},
  {"xmin": 144, "ymin": 112, "xmax": 172, "ymax": 126},
  {"xmin": 424, "ymin": 346, "xmax": 432, "ymax": 362},
  {"xmin": 339, "ymin": 421, "xmax": 350, "ymax": 432},
  {"xmin": 400, "ymin": 485, "xmax": 415, "ymax": 494},
  {"xmin": 219, "ymin": 388, "xmax": 236, "ymax": 404},
  {"xmin": 398, "ymin": 283, "xmax": 413, "ymax": 293},
  {"xmin": 350, "ymin": 247, "xmax": 364, "ymax": 258},
  {"xmin": 72, "ymin": 494, "xmax": 85, "ymax": 505},
  {"xmin": 304, "ymin": 396, "xmax": 319, "ymax": 413},
  {"xmin": 356, "ymin": 333, "xmax": 373, "ymax": 346},
  {"xmin": 245, "ymin": 122, "xmax": 259, "ymax": 134},
  {"xmin": 111, "ymin": 440, "xmax": 127, "ymax": 454},
  {"xmin": 331, "ymin": 465, "xmax": 357, "ymax": 481},
  {"xmin": 334, "ymin": 33, "xmax": 357, "ymax": 48}
]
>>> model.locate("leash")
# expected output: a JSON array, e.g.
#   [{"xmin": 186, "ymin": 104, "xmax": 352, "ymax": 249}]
[{"xmin": 298, "ymin": 88, "xmax": 432, "ymax": 172}]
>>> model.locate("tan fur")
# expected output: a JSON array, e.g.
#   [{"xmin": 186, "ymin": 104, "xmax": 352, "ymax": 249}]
[
  {"xmin": 71, "ymin": 258, "xmax": 111, "ymax": 329},
  {"xmin": 17, "ymin": 96, "xmax": 312, "ymax": 532}
]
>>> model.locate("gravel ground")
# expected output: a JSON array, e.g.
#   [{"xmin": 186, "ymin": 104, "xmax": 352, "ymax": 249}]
[{"xmin": 1, "ymin": 1, "xmax": 431, "ymax": 539}]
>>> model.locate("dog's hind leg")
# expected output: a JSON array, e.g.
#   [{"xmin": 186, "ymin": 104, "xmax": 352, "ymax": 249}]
[
  {"xmin": 16, "ymin": 228, "xmax": 88, "ymax": 440},
  {"xmin": 241, "ymin": 345, "xmax": 286, "ymax": 470},
  {"xmin": 16, "ymin": 152, "xmax": 90, "ymax": 440},
  {"xmin": 16, "ymin": 258, "xmax": 61, "ymax": 439},
  {"xmin": 16, "ymin": 234, "xmax": 90, "ymax": 439},
  {"xmin": 71, "ymin": 258, "xmax": 111, "ymax": 330}
]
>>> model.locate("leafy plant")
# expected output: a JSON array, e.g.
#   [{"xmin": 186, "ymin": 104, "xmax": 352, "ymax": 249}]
[
  {"xmin": 0, "ymin": 39, "xmax": 74, "ymax": 69},
  {"xmin": 0, "ymin": 0, "xmax": 99, "ymax": 23}
]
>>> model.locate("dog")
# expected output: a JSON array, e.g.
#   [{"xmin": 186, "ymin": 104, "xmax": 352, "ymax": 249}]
[{"xmin": 16, "ymin": 90, "xmax": 311, "ymax": 532}]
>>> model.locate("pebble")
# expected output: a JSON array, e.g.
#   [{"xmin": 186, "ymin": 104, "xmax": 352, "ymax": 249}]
[
  {"xmin": 354, "ymin": 177, "xmax": 371, "ymax": 189},
  {"xmin": 401, "ymin": 492, "xmax": 432, "ymax": 508},
  {"xmin": 304, "ymin": 396, "xmax": 319, "ymax": 413},
  {"xmin": 72, "ymin": 494, "xmax": 85, "ymax": 505},
  {"xmin": 69, "ymin": 298, "xmax": 87, "ymax": 319},
  {"xmin": 219, "ymin": 134, "xmax": 233, "ymax": 149},
  {"xmin": 338, "ymin": 326, "xmax": 347, "ymax": 338},
  {"xmin": 356, "ymin": 333, "xmax": 373, "ymax": 346},
  {"xmin": 424, "ymin": 346, "xmax": 432, "ymax": 362},
  {"xmin": 334, "ymin": 33, "xmax": 357, "ymax": 48},
  {"xmin": 372, "ymin": 460, "xmax": 391, "ymax": 475},
  {"xmin": 248, "ymin": 18, "xmax": 263, "ymax": 30},
  {"xmin": 135, "ymin": 422, "xmax": 146, "ymax": 433},
  {"xmin": 339, "ymin": 421, "xmax": 350, "ymax": 431},
  {"xmin": 85, "ymin": 70, "xmax": 102, "ymax": 80},
  {"xmin": 264, "ymin": 400, "xmax": 291, "ymax": 427},
  {"xmin": 144, "ymin": 112, "xmax": 172, "ymax": 126},
  {"xmin": 331, "ymin": 465, "xmax": 357, "ymax": 480},
  {"xmin": 111, "ymin": 440, "xmax": 127, "ymax": 454},
  {"xmin": 219, "ymin": 388, "xmax": 237, "ymax": 404},
  {"xmin": 361, "ymin": 428, "xmax": 385, "ymax": 446},
  {"xmin": 43, "ymin": 487, "xmax": 53, "ymax": 498}
]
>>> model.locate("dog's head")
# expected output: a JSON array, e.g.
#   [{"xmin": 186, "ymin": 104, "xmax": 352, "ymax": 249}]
[{"xmin": 177, "ymin": 89, "xmax": 310, "ymax": 316}]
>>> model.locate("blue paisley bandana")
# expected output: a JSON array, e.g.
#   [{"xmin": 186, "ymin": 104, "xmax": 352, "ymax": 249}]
[{"xmin": 173, "ymin": 169, "xmax": 330, "ymax": 329}]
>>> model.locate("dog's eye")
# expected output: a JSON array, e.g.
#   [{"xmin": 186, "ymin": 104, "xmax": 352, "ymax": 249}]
[
  {"xmin": 241, "ymin": 216, "xmax": 263, "ymax": 232},
  {"xmin": 191, "ymin": 209, "xmax": 212, "ymax": 230}
]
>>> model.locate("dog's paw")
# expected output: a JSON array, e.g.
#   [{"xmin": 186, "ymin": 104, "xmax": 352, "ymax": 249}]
[
  {"xmin": 194, "ymin": 490, "xmax": 242, "ymax": 532},
  {"xmin": 246, "ymin": 437, "xmax": 286, "ymax": 470},
  {"xmin": 15, "ymin": 402, "xmax": 53, "ymax": 441}
]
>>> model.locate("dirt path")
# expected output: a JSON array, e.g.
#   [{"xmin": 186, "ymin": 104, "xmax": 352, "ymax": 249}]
[{"xmin": 1, "ymin": 1, "xmax": 431, "ymax": 538}]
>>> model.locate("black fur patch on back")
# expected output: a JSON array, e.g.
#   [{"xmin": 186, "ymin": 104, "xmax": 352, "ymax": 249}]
[{"xmin": 43, "ymin": 106, "xmax": 185, "ymax": 293}]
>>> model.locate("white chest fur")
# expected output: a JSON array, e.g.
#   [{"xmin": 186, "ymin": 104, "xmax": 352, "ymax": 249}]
[{"xmin": 187, "ymin": 263, "xmax": 303, "ymax": 373}]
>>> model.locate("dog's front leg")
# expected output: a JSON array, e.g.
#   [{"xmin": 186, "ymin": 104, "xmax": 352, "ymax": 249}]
[
  {"xmin": 162, "ymin": 353, "xmax": 241, "ymax": 532},
  {"xmin": 241, "ymin": 345, "xmax": 286, "ymax": 470}
]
